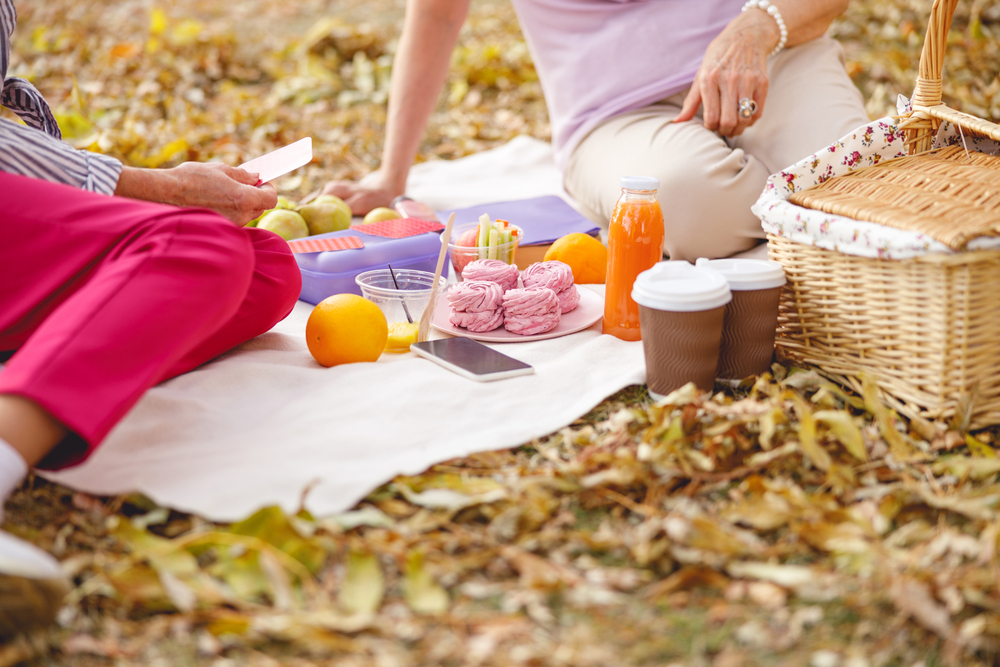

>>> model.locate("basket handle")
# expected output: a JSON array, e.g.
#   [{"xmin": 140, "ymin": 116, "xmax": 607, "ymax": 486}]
[
  {"xmin": 902, "ymin": 0, "xmax": 1000, "ymax": 153},
  {"xmin": 911, "ymin": 0, "xmax": 958, "ymax": 111}
]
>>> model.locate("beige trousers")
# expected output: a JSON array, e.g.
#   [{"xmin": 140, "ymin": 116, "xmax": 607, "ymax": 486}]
[{"xmin": 564, "ymin": 37, "xmax": 868, "ymax": 262}]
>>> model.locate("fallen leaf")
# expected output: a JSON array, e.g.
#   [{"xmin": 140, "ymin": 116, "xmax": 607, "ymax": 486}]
[
  {"xmin": 319, "ymin": 506, "xmax": 395, "ymax": 531},
  {"xmin": 861, "ymin": 374, "xmax": 918, "ymax": 461},
  {"xmin": 814, "ymin": 410, "xmax": 867, "ymax": 461},
  {"xmin": 395, "ymin": 483, "xmax": 507, "ymax": 510},
  {"xmin": 157, "ymin": 568, "xmax": 197, "ymax": 613},
  {"xmin": 402, "ymin": 550, "xmax": 449, "ymax": 615},
  {"xmin": 932, "ymin": 456, "xmax": 1000, "ymax": 481},
  {"xmin": 339, "ymin": 549, "xmax": 384, "ymax": 615},
  {"xmin": 792, "ymin": 396, "xmax": 831, "ymax": 471},
  {"xmin": 890, "ymin": 576, "xmax": 955, "ymax": 642}
]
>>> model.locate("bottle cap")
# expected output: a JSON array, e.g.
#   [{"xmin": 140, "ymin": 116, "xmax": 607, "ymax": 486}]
[
  {"xmin": 694, "ymin": 257, "xmax": 786, "ymax": 291},
  {"xmin": 632, "ymin": 261, "xmax": 731, "ymax": 312},
  {"xmin": 620, "ymin": 176, "xmax": 660, "ymax": 191}
]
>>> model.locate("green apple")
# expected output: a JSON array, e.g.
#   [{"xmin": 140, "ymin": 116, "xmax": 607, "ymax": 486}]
[
  {"xmin": 299, "ymin": 195, "xmax": 353, "ymax": 235},
  {"xmin": 257, "ymin": 209, "xmax": 309, "ymax": 241},
  {"xmin": 313, "ymin": 194, "xmax": 347, "ymax": 207},
  {"xmin": 362, "ymin": 206, "xmax": 401, "ymax": 225},
  {"xmin": 274, "ymin": 195, "xmax": 297, "ymax": 210}
]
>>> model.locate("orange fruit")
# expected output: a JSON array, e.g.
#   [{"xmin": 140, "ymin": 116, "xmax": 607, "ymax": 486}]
[
  {"xmin": 306, "ymin": 294, "xmax": 388, "ymax": 367},
  {"xmin": 543, "ymin": 232, "xmax": 608, "ymax": 284}
]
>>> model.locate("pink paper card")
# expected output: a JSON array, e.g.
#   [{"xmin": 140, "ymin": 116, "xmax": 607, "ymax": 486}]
[
  {"xmin": 238, "ymin": 138, "xmax": 312, "ymax": 185},
  {"xmin": 351, "ymin": 217, "xmax": 445, "ymax": 239},
  {"xmin": 287, "ymin": 235, "xmax": 364, "ymax": 254}
]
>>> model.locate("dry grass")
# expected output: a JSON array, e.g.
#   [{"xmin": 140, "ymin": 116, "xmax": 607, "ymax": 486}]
[{"xmin": 4, "ymin": 1, "xmax": 1000, "ymax": 665}]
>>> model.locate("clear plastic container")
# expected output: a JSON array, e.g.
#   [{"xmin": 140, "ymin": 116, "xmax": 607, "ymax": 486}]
[
  {"xmin": 447, "ymin": 222, "xmax": 522, "ymax": 280},
  {"xmin": 355, "ymin": 269, "xmax": 447, "ymax": 325}
]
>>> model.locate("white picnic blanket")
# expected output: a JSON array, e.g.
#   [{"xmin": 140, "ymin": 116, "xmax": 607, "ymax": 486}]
[{"xmin": 41, "ymin": 137, "xmax": 648, "ymax": 521}]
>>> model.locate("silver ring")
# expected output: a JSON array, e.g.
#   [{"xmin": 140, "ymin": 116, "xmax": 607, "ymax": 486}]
[{"xmin": 739, "ymin": 97, "xmax": 757, "ymax": 119}]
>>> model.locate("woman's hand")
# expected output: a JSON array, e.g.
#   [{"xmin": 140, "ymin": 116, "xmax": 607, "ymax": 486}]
[
  {"xmin": 674, "ymin": 0, "xmax": 847, "ymax": 137},
  {"xmin": 115, "ymin": 162, "xmax": 277, "ymax": 226},
  {"xmin": 318, "ymin": 169, "xmax": 401, "ymax": 216},
  {"xmin": 674, "ymin": 8, "xmax": 780, "ymax": 137},
  {"xmin": 168, "ymin": 163, "xmax": 277, "ymax": 224}
]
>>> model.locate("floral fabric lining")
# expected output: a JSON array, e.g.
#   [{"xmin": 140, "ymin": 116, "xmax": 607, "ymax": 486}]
[{"xmin": 752, "ymin": 96, "xmax": 1000, "ymax": 260}]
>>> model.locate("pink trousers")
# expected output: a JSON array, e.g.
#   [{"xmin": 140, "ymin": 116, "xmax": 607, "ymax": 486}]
[{"xmin": 0, "ymin": 173, "xmax": 301, "ymax": 469}]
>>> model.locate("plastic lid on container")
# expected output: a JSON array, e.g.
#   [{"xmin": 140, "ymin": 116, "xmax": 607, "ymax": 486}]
[
  {"xmin": 632, "ymin": 261, "xmax": 731, "ymax": 312},
  {"xmin": 694, "ymin": 257, "xmax": 786, "ymax": 291},
  {"xmin": 620, "ymin": 176, "xmax": 660, "ymax": 191}
]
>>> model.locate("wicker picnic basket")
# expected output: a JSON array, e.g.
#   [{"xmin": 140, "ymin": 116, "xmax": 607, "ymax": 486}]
[{"xmin": 765, "ymin": 0, "xmax": 1000, "ymax": 429}]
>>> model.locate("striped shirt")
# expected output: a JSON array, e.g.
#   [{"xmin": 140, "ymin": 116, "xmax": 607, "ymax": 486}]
[{"xmin": 1, "ymin": 0, "xmax": 121, "ymax": 194}]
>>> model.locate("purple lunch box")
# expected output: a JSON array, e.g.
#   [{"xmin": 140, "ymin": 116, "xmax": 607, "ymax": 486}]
[{"xmin": 295, "ymin": 228, "xmax": 448, "ymax": 305}]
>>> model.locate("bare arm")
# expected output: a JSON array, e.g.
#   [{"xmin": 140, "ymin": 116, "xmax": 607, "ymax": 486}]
[
  {"xmin": 778, "ymin": 0, "xmax": 849, "ymax": 48},
  {"xmin": 320, "ymin": 0, "xmax": 471, "ymax": 214},
  {"xmin": 675, "ymin": 0, "xmax": 849, "ymax": 137},
  {"xmin": 115, "ymin": 162, "xmax": 278, "ymax": 226}
]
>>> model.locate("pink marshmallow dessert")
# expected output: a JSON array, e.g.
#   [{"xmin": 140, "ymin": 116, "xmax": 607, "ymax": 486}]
[
  {"xmin": 447, "ymin": 280, "xmax": 505, "ymax": 333},
  {"xmin": 502, "ymin": 287, "xmax": 561, "ymax": 336},
  {"xmin": 521, "ymin": 260, "xmax": 580, "ymax": 313},
  {"xmin": 461, "ymin": 259, "xmax": 520, "ymax": 292}
]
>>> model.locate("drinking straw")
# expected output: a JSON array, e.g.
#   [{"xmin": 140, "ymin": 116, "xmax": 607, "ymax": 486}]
[{"xmin": 387, "ymin": 263, "xmax": 413, "ymax": 324}]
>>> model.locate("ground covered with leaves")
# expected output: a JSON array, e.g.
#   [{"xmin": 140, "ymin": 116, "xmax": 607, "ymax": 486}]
[{"xmin": 4, "ymin": 1, "xmax": 1000, "ymax": 665}]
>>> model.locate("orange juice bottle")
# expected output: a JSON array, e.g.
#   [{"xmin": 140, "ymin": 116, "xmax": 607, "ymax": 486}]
[{"xmin": 604, "ymin": 176, "xmax": 665, "ymax": 341}]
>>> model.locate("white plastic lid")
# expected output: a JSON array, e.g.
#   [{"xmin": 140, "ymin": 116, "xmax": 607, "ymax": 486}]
[
  {"xmin": 694, "ymin": 257, "xmax": 786, "ymax": 291},
  {"xmin": 620, "ymin": 176, "xmax": 659, "ymax": 191},
  {"xmin": 632, "ymin": 261, "xmax": 732, "ymax": 312}
]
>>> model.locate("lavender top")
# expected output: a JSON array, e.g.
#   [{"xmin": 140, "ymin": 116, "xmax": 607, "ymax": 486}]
[{"xmin": 508, "ymin": 0, "xmax": 746, "ymax": 167}]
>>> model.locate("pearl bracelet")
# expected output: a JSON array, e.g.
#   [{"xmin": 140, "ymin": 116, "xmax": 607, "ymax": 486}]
[{"xmin": 741, "ymin": 0, "xmax": 788, "ymax": 57}]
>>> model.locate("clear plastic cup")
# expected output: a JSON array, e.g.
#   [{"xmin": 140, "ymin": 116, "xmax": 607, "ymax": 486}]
[
  {"xmin": 355, "ymin": 269, "xmax": 447, "ymax": 325},
  {"xmin": 447, "ymin": 222, "xmax": 522, "ymax": 280}
]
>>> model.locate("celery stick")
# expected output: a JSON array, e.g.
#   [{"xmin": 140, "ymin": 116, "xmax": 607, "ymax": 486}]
[
  {"xmin": 499, "ymin": 230, "xmax": 511, "ymax": 263},
  {"xmin": 478, "ymin": 214, "xmax": 491, "ymax": 256},
  {"xmin": 493, "ymin": 223, "xmax": 505, "ymax": 261},
  {"xmin": 488, "ymin": 228, "xmax": 499, "ymax": 260}
]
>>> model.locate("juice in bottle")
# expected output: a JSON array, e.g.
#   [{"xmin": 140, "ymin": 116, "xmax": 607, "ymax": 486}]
[{"xmin": 603, "ymin": 176, "xmax": 665, "ymax": 341}]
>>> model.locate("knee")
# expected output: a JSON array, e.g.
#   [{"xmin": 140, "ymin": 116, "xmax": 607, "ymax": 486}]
[
  {"xmin": 245, "ymin": 227, "xmax": 302, "ymax": 327},
  {"xmin": 156, "ymin": 211, "xmax": 257, "ymax": 308},
  {"xmin": 655, "ymin": 161, "xmax": 764, "ymax": 262}
]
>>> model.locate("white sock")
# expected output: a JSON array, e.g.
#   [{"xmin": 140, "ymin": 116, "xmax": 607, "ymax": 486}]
[{"xmin": 0, "ymin": 437, "xmax": 28, "ymax": 524}]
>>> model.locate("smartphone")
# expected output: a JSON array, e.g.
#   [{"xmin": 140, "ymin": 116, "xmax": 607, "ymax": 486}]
[
  {"xmin": 410, "ymin": 337, "xmax": 534, "ymax": 382},
  {"xmin": 392, "ymin": 195, "xmax": 440, "ymax": 221}
]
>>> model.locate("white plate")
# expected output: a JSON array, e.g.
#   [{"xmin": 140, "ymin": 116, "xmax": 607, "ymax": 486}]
[{"xmin": 431, "ymin": 286, "xmax": 604, "ymax": 342}]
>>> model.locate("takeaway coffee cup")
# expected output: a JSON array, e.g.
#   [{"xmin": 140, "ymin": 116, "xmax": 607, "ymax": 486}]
[
  {"xmin": 632, "ymin": 261, "xmax": 732, "ymax": 399},
  {"xmin": 695, "ymin": 257, "xmax": 786, "ymax": 380}
]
